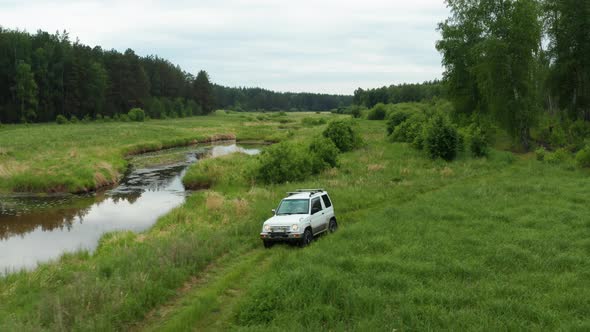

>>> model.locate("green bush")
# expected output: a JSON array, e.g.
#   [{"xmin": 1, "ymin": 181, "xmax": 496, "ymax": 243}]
[
  {"xmin": 119, "ymin": 114, "xmax": 130, "ymax": 122},
  {"xmin": 423, "ymin": 113, "xmax": 459, "ymax": 161},
  {"xmin": 545, "ymin": 148, "xmax": 570, "ymax": 164},
  {"xmin": 350, "ymin": 105, "xmax": 362, "ymax": 118},
  {"xmin": 309, "ymin": 136, "xmax": 339, "ymax": 173},
  {"xmin": 386, "ymin": 110, "xmax": 412, "ymax": 135},
  {"xmin": 368, "ymin": 103, "xmax": 387, "ymax": 120},
  {"xmin": 467, "ymin": 124, "xmax": 490, "ymax": 157},
  {"xmin": 535, "ymin": 147, "xmax": 546, "ymax": 161},
  {"xmin": 575, "ymin": 146, "xmax": 590, "ymax": 168},
  {"xmin": 128, "ymin": 108, "xmax": 145, "ymax": 122},
  {"xmin": 301, "ymin": 117, "xmax": 327, "ymax": 127},
  {"xmin": 56, "ymin": 114, "xmax": 69, "ymax": 125},
  {"xmin": 569, "ymin": 120, "xmax": 590, "ymax": 150},
  {"xmin": 257, "ymin": 142, "xmax": 312, "ymax": 184},
  {"xmin": 323, "ymin": 120, "xmax": 362, "ymax": 152},
  {"xmin": 70, "ymin": 115, "xmax": 79, "ymax": 124},
  {"xmin": 391, "ymin": 113, "xmax": 427, "ymax": 144}
]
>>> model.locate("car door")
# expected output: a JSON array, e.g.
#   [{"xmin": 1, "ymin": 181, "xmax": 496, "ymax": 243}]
[
  {"xmin": 309, "ymin": 197, "xmax": 324, "ymax": 234},
  {"xmin": 321, "ymin": 194, "xmax": 334, "ymax": 225}
]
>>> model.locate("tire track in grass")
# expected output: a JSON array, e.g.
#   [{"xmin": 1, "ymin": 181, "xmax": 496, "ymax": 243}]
[{"xmin": 139, "ymin": 246, "xmax": 275, "ymax": 332}]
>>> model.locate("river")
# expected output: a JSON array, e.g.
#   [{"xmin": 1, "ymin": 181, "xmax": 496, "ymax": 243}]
[{"xmin": 0, "ymin": 142, "xmax": 261, "ymax": 274}]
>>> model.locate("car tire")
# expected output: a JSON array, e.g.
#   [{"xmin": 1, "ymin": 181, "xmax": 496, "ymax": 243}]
[
  {"xmin": 328, "ymin": 219, "xmax": 338, "ymax": 233},
  {"xmin": 299, "ymin": 229, "xmax": 313, "ymax": 247},
  {"xmin": 263, "ymin": 240, "xmax": 273, "ymax": 249}
]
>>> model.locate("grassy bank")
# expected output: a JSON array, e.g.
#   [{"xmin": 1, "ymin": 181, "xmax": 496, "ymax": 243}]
[
  {"xmin": 1, "ymin": 113, "xmax": 588, "ymax": 330},
  {"xmin": 0, "ymin": 111, "xmax": 328, "ymax": 193}
]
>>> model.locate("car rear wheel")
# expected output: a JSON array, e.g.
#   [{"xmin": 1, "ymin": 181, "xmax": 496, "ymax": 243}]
[
  {"xmin": 329, "ymin": 219, "xmax": 338, "ymax": 233},
  {"xmin": 299, "ymin": 229, "xmax": 313, "ymax": 247}
]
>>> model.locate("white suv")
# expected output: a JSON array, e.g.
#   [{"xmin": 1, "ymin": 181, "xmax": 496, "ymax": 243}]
[{"xmin": 260, "ymin": 189, "xmax": 337, "ymax": 248}]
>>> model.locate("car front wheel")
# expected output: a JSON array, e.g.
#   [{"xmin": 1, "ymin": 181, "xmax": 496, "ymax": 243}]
[
  {"xmin": 299, "ymin": 229, "xmax": 313, "ymax": 247},
  {"xmin": 263, "ymin": 240, "xmax": 273, "ymax": 248}
]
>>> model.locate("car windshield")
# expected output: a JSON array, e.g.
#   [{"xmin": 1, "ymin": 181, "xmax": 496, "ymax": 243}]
[{"xmin": 276, "ymin": 199, "xmax": 309, "ymax": 215}]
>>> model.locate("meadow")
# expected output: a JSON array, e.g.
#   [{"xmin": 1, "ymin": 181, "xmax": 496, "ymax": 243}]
[{"xmin": 0, "ymin": 111, "xmax": 588, "ymax": 331}]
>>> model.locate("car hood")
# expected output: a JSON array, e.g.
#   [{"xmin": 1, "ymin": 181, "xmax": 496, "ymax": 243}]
[{"xmin": 264, "ymin": 214, "xmax": 308, "ymax": 226}]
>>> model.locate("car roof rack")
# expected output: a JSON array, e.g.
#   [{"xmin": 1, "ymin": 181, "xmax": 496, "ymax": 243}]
[{"xmin": 287, "ymin": 189, "xmax": 325, "ymax": 197}]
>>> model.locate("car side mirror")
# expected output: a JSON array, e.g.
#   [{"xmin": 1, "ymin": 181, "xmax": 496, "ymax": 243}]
[{"xmin": 271, "ymin": 209, "xmax": 276, "ymax": 215}]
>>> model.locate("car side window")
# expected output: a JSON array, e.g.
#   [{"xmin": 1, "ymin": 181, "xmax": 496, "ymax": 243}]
[
  {"xmin": 321, "ymin": 195, "xmax": 332, "ymax": 208},
  {"xmin": 311, "ymin": 197, "xmax": 322, "ymax": 214}
]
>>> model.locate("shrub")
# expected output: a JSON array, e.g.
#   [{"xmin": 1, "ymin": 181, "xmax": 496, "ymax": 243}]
[
  {"xmin": 545, "ymin": 148, "xmax": 570, "ymax": 164},
  {"xmin": 467, "ymin": 124, "xmax": 490, "ymax": 157},
  {"xmin": 350, "ymin": 105, "xmax": 362, "ymax": 118},
  {"xmin": 257, "ymin": 142, "xmax": 312, "ymax": 184},
  {"xmin": 576, "ymin": 146, "xmax": 590, "ymax": 168},
  {"xmin": 390, "ymin": 112, "xmax": 427, "ymax": 144},
  {"xmin": 309, "ymin": 137, "xmax": 339, "ymax": 173},
  {"xmin": 368, "ymin": 103, "xmax": 387, "ymax": 120},
  {"xmin": 70, "ymin": 115, "xmax": 79, "ymax": 124},
  {"xmin": 569, "ymin": 120, "xmax": 590, "ymax": 150},
  {"xmin": 119, "ymin": 114, "xmax": 130, "ymax": 122},
  {"xmin": 128, "ymin": 108, "xmax": 145, "ymax": 122},
  {"xmin": 301, "ymin": 117, "xmax": 327, "ymax": 127},
  {"xmin": 56, "ymin": 114, "xmax": 69, "ymax": 125},
  {"xmin": 323, "ymin": 120, "xmax": 362, "ymax": 152},
  {"xmin": 423, "ymin": 113, "xmax": 459, "ymax": 161},
  {"xmin": 386, "ymin": 110, "xmax": 412, "ymax": 135},
  {"xmin": 535, "ymin": 147, "xmax": 546, "ymax": 161}
]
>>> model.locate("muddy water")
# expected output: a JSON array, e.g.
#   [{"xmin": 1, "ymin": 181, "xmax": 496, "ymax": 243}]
[{"xmin": 0, "ymin": 143, "xmax": 261, "ymax": 274}]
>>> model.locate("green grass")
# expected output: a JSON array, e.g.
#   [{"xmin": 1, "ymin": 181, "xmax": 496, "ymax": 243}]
[
  {"xmin": 0, "ymin": 112, "xmax": 333, "ymax": 193},
  {"xmin": 0, "ymin": 110, "xmax": 589, "ymax": 331}
]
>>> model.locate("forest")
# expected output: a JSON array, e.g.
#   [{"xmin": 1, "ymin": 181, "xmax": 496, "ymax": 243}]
[
  {"xmin": 352, "ymin": 80, "xmax": 444, "ymax": 108},
  {"xmin": 435, "ymin": 0, "xmax": 590, "ymax": 149},
  {"xmin": 0, "ymin": 28, "xmax": 352, "ymax": 124}
]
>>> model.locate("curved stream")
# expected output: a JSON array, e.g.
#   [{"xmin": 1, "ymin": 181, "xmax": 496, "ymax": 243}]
[{"xmin": 0, "ymin": 142, "xmax": 260, "ymax": 274}]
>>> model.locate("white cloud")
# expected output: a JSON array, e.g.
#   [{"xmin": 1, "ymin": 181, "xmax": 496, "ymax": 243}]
[{"xmin": 0, "ymin": 0, "xmax": 449, "ymax": 94}]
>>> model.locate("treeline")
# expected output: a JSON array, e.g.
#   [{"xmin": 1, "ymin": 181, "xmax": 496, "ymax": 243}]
[
  {"xmin": 352, "ymin": 80, "xmax": 444, "ymax": 108},
  {"xmin": 213, "ymin": 86, "xmax": 352, "ymax": 112},
  {"xmin": 0, "ymin": 27, "xmax": 352, "ymax": 124},
  {"xmin": 437, "ymin": 0, "xmax": 590, "ymax": 149}
]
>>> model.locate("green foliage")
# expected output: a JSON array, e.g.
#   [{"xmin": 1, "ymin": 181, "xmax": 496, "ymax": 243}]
[
  {"xmin": 301, "ymin": 117, "xmax": 327, "ymax": 127},
  {"xmin": 323, "ymin": 120, "xmax": 362, "ymax": 152},
  {"xmin": 423, "ymin": 113, "xmax": 459, "ymax": 161},
  {"xmin": 576, "ymin": 147, "xmax": 590, "ymax": 168},
  {"xmin": 367, "ymin": 103, "xmax": 387, "ymax": 120},
  {"xmin": 55, "ymin": 115, "xmax": 69, "ymax": 125},
  {"xmin": 70, "ymin": 115, "xmax": 79, "ymax": 124},
  {"xmin": 437, "ymin": 0, "xmax": 543, "ymax": 149},
  {"xmin": 309, "ymin": 136, "xmax": 339, "ymax": 173},
  {"xmin": 545, "ymin": 148, "xmax": 570, "ymax": 165},
  {"xmin": 128, "ymin": 108, "xmax": 146, "ymax": 122},
  {"xmin": 386, "ymin": 110, "xmax": 412, "ymax": 135},
  {"xmin": 466, "ymin": 124, "xmax": 490, "ymax": 157},
  {"xmin": 350, "ymin": 105, "xmax": 362, "ymax": 118},
  {"xmin": 256, "ymin": 142, "xmax": 312, "ymax": 184},
  {"xmin": 390, "ymin": 112, "xmax": 428, "ymax": 145},
  {"xmin": 535, "ymin": 147, "xmax": 546, "ymax": 161}
]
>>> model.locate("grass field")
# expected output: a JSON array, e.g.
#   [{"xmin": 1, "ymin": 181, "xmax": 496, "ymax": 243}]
[{"xmin": 0, "ymin": 112, "xmax": 589, "ymax": 330}]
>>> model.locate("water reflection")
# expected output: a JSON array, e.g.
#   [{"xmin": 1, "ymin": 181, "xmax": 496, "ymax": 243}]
[{"xmin": 0, "ymin": 143, "xmax": 260, "ymax": 273}]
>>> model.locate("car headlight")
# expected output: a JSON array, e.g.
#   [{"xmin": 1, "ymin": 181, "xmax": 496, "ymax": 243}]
[
  {"xmin": 291, "ymin": 224, "xmax": 299, "ymax": 231},
  {"xmin": 264, "ymin": 224, "xmax": 271, "ymax": 232}
]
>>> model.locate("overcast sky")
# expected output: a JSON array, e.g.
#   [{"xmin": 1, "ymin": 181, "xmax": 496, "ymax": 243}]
[{"xmin": 0, "ymin": 0, "xmax": 449, "ymax": 95}]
